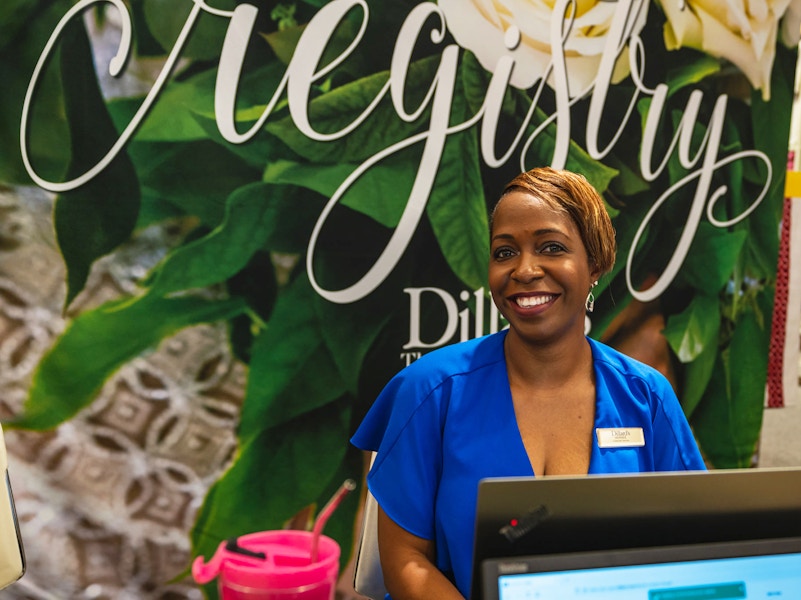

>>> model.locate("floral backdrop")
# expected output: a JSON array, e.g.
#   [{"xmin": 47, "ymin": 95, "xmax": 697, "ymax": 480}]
[{"xmin": 1, "ymin": 0, "xmax": 800, "ymax": 597}]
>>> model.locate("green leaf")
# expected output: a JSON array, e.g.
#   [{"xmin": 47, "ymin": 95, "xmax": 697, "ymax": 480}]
[
  {"xmin": 137, "ymin": 141, "xmax": 261, "ymax": 228},
  {"xmin": 262, "ymin": 159, "xmax": 351, "ymax": 195},
  {"xmin": 262, "ymin": 155, "xmax": 417, "ymax": 229},
  {"xmin": 460, "ymin": 50, "xmax": 516, "ymax": 118},
  {"xmin": 664, "ymin": 55, "xmax": 721, "ymax": 96},
  {"xmin": 663, "ymin": 293, "xmax": 720, "ymax": 363},
  {"xmin": 106, "ymin": 55, "xmax": 291, "ymax": 147},
  {"xmin": 112, "ymin": 83, "xmax": 210, "ymax": 143},
  {"xmin": 739, "ymin": 178, "xmax": 782, "ymax": 281},
  {"xmin": 54, "ymin": 19, "xmax": 140, "ymax": 305},
  {"xmin": 143, "ymin": 0, "xmax": 236, "ymax": 61},
  {"xmin": 753, "ymin": 44, "xmax": 796, "ymax": 179},
  {"xmin": 565, "ymin": 156, "xmax": 619, "ymax": 197},
  {"xmin": 126, "ymin": 0, "xmax": 168, "ymax": 57},
  {"xmin": 258, "ymin": 187, "xmax": 327, "ymax": 254},
  {"xmin": 0, "ymin": 0, "xmax": 57, "ymax": 53},
  {"xmin": 676, "ymin": 224, "xmax": 746, "ymax": 294},
  {"xmin": 742, "ymin": 46, "xmax": 794, "ymax": 280},
  {"xmin": 0, "ymin": 0, "xmax": 75, "ymax": 183},
  {"xmin": 679, "ymin": 325, "xmax": 719, "ymax": 420},
  {"xmin": 191, "ymin": 399, "xmax": 354, "ymax": 562},
  {"xmin": 604, "ymin": 153, "xmax": 650, "ymax": 197},
  {"xmin": 11, "ymin": 294, "xmax": 247, "ymax": 431},
  {"xmin": 262, "ymin": 20, "xmax": 305, "ymax": 64},
  {"xmin": 83, "ymin": 133, "xmax": 198, "ymax": 230},
  {"xmin": 264, "ymin": 56, "xmax": 441, "ymax": 163},
  {"xmin": 145, "ymin": 183, "xmax": 280, "ymax": 297},
  {"xmin": 239, "ymin": 274, "xmax": 348, "ymax": 442},
  {"xmin": 427, "ymin": 89, "xmax": 488, "ymax": 291},
  {"xmin": 691, "ymin": 302, "xmax": 769, "ymax": 468},
  {"xmin": 136, "ymin": 187, "xmax": 186, "ymax": 229},
  {"xmin": 313, "ymin": 287, "xmax": 393, "ymax": 395}
]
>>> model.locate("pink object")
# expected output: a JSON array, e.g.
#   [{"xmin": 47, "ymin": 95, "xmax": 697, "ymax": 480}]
[
  {"xmin": 311, "ymin": 479, "xmax": 355, "ymax": 562},
  {"xmin": 192, "ymin": 530, "xmax": 340, "ymax": 600}
]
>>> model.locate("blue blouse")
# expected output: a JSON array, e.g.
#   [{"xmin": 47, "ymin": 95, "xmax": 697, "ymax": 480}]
[{"xmin": 350, "ymin": 330, "xmax": 706, "ymax": 598}]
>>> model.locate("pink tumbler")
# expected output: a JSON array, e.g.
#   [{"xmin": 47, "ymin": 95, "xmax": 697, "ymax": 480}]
[{"xmin": 192, "ymin": 530, "xmax": 341, "ymax": 600}]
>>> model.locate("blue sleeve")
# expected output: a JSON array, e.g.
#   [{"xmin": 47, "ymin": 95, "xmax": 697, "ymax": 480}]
[
  {"xmin": 650, "ymin": 376, "xmax": 707, "ymax": 471},
  {"xmin": 350, "ymin": 368, "xmax": 445, "ymax": 541}
]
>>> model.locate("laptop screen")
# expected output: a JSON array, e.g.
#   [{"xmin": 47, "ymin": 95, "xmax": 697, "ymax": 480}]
[
  {"xmin": 482, "ymin": 538, "xmax": 801, "ymax": 600},
  {"xmin": 471, "ymin": 469, "xmax": 801, "ymax": 599}
]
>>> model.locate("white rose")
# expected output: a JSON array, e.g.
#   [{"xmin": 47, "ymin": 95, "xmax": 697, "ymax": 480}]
[
  {"xmin": 438, "ymin": 0, "xmax": 649, "ymax": 97},
  {"xmin": 658, "ymin": 0, "xmax": 801, "ymax": 100},
  {"xmin": 780, "ymin": 0, "xmax": 801, "ymax": 46}
]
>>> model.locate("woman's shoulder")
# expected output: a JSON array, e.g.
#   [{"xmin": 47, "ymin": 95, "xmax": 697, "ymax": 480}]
[
  {"xmin": 588, "ymin": 337, "xmax": 671, "ymax": 388},
  {"xmin": 402, "ymin": 330, "xmax": 508, "ymax": 382},
  {"xmin": 351, "ymin": 331, "xmax": 508, "ymax": 452}
]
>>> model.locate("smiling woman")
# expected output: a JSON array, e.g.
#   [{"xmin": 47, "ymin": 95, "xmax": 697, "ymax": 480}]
[
  {"xmin": 488, "ymin": 168, "xmax": 616, "ymax": 349},
  {"xmin": 490, "ymin": 190, "xmax": 598, "ymax": 345},
  {"xmin": 350, "ymin": 166, "xmax": 708, "ymax": 600}
]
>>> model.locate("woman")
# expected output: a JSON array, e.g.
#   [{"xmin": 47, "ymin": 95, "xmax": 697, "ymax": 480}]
[{"xmin": 350, "ymin": 167, "xmax": 706, "ymax": 599}]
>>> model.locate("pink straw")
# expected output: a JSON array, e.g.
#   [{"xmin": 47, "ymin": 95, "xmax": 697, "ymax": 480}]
[{"xmin": 310, "ymin": 478, "xmax": 357, "ymax": 562}]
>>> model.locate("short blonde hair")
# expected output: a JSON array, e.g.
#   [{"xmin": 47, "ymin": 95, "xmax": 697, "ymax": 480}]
[{"xmin": 492, "ymin": 167, "xmax": 617, "ymax": 276}]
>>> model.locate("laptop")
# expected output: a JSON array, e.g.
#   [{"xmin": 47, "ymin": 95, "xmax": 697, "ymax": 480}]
[
  {"xmin": 470, "ymin": 468, "xmax": 801, "ymax": 599},
  {"xmin": 482, "ymin": 536, "xmax": 801, "ymax": 600}
]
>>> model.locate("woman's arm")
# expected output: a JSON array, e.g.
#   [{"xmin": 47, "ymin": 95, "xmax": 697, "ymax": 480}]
[{"xmin": 377, "ymin": 506, "xmax": 464, "ymax": 600}]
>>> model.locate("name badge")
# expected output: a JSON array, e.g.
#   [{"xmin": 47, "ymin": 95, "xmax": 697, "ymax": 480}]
[{"xmin": 596, "ymin": 427, "xmax": 645, "ymax": 448}]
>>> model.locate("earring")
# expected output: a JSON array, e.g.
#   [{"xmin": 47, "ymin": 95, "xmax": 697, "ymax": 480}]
[{"xmin": 585, "ymin": 281, "xmax": 598, "ymax": 313}]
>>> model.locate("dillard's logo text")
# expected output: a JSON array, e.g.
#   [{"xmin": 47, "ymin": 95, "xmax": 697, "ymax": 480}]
[{"xmin": 400, "ymin": 287, "xmax": 507, "ymax": 366}]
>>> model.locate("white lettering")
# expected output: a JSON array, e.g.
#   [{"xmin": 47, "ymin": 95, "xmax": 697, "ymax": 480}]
[
  {"xmin": 585, "ymin": 0, "xmax": 648, "ymax": 159},
  {"xmin": 21, "ymin": 0, "xmax": 212, "ymax": 192},
  {"xmin": 306, "ymin": 5, "xmax": 482, "ymax": 303},
  {"xmin": 627, "ymin": 95, "xmax": 771, "ymax": 301},
  {"xmin": 21, "ymin": 0, "xmax": 776, "ymax": 310},
  {"xmin": 404, "ymin": 286, "xmax": 505, "ymax": 350},
  {"xmin": 403, "ymin": 287, "xmax": 459, "ymax": 349}
]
